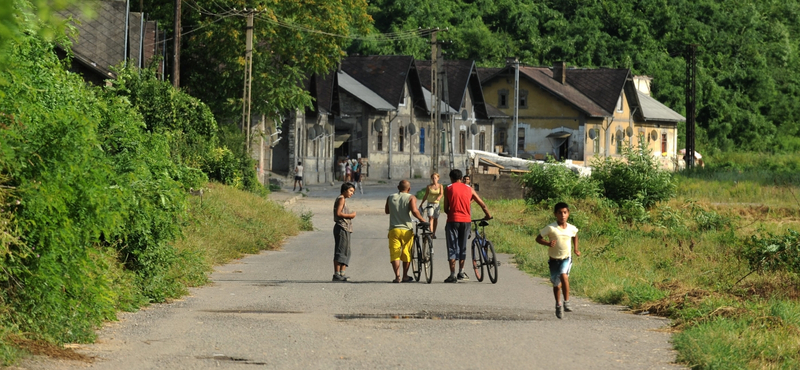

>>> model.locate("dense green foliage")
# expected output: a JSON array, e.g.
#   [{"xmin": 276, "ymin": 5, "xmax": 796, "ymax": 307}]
[
  {"xmin": 743, "ymin": 229, "xmax": 800, "ymax": 275},
  {"xmin": 517, "ymin": 159, "xmax": 599, "ymax": 204},
  {"xmin": 355, "ymin": 0, "xmax": 800, "ymax": 153},
  {"xmin": 590, "ymin": 147, "xmax": 676, "ymax": 209},
  {"xmin": 0, "ymin": 34, "xmax": 192, "ymax": 346},
  {"xmin": 139, "ymin": 0, "xmax": 372, "ymax": 122}
]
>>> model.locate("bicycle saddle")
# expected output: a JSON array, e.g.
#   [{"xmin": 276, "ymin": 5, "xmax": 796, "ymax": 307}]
[{"xmin": 479, "ymin": 220, "xmax": 489, "ymax": 227}]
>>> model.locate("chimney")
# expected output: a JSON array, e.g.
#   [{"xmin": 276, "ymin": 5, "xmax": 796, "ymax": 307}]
[
  {"xmin": 553, "ymin": 61, "xmax": 566, "ymax": 84},
  {"xmin": 633, "ymin": 75, "xmax": 652, "ymax": 96}
]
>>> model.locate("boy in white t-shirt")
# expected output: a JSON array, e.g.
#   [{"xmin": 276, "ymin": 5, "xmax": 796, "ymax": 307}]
[{"xmin": 535, "ymin": 202, "xmax": 581, "ymax": 319}]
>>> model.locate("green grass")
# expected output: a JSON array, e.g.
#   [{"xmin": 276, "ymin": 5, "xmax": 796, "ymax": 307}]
[
  {"xmin": 173, "ymin": 183, "xmax": 303, "ymax": 273},
  {"xmin": 486, "ymin": 165, "xmax": 800, "ymax": 369}
]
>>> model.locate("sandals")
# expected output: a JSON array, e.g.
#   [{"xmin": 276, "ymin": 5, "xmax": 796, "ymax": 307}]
[{"xmin": 402, "ymin": 276, "xmax": 414, "ymax": 283}]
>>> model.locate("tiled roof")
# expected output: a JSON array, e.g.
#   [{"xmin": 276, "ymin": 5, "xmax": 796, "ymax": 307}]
[
  {"xmin": 59, "ymin": 0, "xmax": 150, "ymax": 79},
  {"xmin": 519, "ymin": 66, "xmax": 610, "ymax": 117},
  {"xmin": 477, "ymin": 67, "xmax": 503, "ymax": 83},
  {"xmin": 416, "ymin": 60, "xmax": 477, "ymax": 112},
  {"xmin": 564, "ymin": 68, "xmax": 630, "ymax": 114},
  {"xmin": 340, "ymin": 56, "xmax": 414, "ymax": 109},
  {"xmin": 483, "ymin": 102, "xmax": 509, "ymax": 118},
  {"xmin": 303, "ymin": 72, "xmax": 336, "ymax": 114},
  {"xmin": 338, "ymin": 71, "xmax": 395, "ymax": 111}
]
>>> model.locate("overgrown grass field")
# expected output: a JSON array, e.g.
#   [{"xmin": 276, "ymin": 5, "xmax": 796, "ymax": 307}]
[{"xmin": 485, "ymin": 159, "xmax": 800, "ymax": 369}]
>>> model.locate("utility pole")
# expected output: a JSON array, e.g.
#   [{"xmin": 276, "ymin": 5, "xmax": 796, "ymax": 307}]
[
  {"xmin": 513, "ymin": 58, "xmax": 520, "ymax": 158},
  {"xmin": 242, "ymin": 11, "xmax": 254, "ymax": 150},
  {"xmin": 684, "ymin": 44, "xmax": 697, "ymax": 169},
  {"xmin": 430, "ymin": 29, "xmax": 439, "ymax": 175},
  {"xmin": 172, "ymin": 0, "xmax": 181, "ymax": 88}
]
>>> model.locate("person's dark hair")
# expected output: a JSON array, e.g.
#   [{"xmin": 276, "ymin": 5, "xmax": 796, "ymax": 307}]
[
  {"xmin": 298, "ymin": 161, "xmax": 302, "ymax": 166},
  {"xmin": 340, "ymin": 182, "xmax": 355, "ymax": 194},
  {"xmin": 554, "ymin": 202, "xmax": 569, "ymax": 213},
  {"xmin": 449, "ymin": 169, "xmax": 463, "ymax": 182}
]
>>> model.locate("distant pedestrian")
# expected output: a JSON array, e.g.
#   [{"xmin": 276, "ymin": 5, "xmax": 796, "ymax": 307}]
[
  {"xmin": 332, "ymin": 183, "xmax": 357, "ymax": 281},
  {"xmin": 345, "ymin": 159, "xmax": 352, "ymax": 182},
  {"xmin": 338, "ymin": 159, "xmax": 346, "ymax": 182},
  {"xmin": 353, "ymin": 158, "xmax": 364, "ymax": 194},
  {"xmin": 420, "ymin": 173, "xmax": 443, "ymax": 239},
  {"xmin": 293, "ymin": 161, "xmax": 304, "ymax": 191},
  {"xmin": 535, "ymin": 202, "xmax": 581, "ymax": 319},
  {"xmin": 463, "ymin": 175, "xmax": 471, "ymax": 187},
  {"xmin": 384, "ymin": 180, "xmax": 426, "ymax": 283}
]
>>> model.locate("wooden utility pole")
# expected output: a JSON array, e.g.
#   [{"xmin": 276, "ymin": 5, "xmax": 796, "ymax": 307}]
[
  {"xmin": 684, "ymin": 44, "xmax": 697, "ymax": 169},
  {"xmin": 242, "ymin": 11, "xmax": 254, "ymax": 150},
  {"xmin": 172, "ymin": 0, "xmax": 181, "ymax": 88},
  {"xmin": 430, "ymin": 30, "xmax": 439, "ymax": 175}
]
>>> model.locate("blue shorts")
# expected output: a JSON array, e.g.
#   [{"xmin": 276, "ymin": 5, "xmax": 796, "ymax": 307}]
[
  {"xmin": 445, "ymin": 222, "xmax": 470, "ymax": 260},
  {"xmin": 548, "ymin": 257, "xmax": 572, "ymax": 287}
]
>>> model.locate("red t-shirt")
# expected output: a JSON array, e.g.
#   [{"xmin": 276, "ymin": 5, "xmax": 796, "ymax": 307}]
[{"xmin": 445, "ymin": 182, "xmax": 472, "ymax": 223}]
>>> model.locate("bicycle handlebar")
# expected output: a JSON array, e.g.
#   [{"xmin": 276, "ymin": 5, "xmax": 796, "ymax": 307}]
[{"xmin": 471, "ymin": 217, "xmax": 493, "ymax": 222}]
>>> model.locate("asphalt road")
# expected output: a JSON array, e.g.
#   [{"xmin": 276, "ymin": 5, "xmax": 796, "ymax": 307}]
[{"xmin": 18, "ymin": 179, "xmax": 683, "ymax": 370}]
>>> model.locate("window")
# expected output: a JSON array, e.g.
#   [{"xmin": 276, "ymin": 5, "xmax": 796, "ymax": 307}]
[
  {"xmin": 459, "ymin": 131, "xmax": 466, "ymax": 154},
  {"xmin": 661, "ymin": 133, "xmax": 667, "ymax": 154},
  {"xmin": 419, "ymin": 127, "xmax": 425, "ymax": 153},
  {"xmin": 398, "ymin": 127, "xmax": 405, "ymax": 152},
  {"xmin": 616, "ymin": 95, "xmax": 624, "ymax": 112},
  {"xmin": 517, "ymin": 128, "xmax": 525, "ymax": 151},
  {"xmin": 616, "ymin": 131, "xmax": 624, "ymax": 154},
  {"xmin": 519, "ymin": 89, "xmax": 529, "ymax": 109},
  {"xmin": 498, "ymin": 89, "xmax": 509, "ymax": 108},
  {"xmin": 639, "ymin": 133, "xmax": 646, "ymax": 151},
  {"xmin": 593, "ymin": 135, "xmax": 600, "ymax": 155},
  {"xmin": 497, "ymin": 129, "xmax": 506, "ymax": 146},
  {"xmin": 377, "ymin": 130, "xmax": 383, "ymax": 151},
  {"xmin": 478, "ymin": 132, "xmax": 486, "ymax": 151}
]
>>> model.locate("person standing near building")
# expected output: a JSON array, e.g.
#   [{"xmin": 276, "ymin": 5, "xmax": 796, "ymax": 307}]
[
  {"xmin": 293, "ymin": 161, "xmax": 304, "ymax": 192},
  {"xmin": 384, "ymin": 180, "xmax": 426, "ymax": 283},
  {"xmin": 354, "ymin": 158, "xmax": 364, "ymax": 194},
  {"xmin": 332, "ymin": 183, "xmax": 357, "ymax": 281},
  {"xmin": 443, "ymin": 169, "xmax": 491, "ymax": 283}
]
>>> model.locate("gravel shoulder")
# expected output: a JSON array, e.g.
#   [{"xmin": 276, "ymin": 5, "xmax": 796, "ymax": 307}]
[{"xmin": 16, "ymin": 180, "xmax": 683, "ymax": 370}]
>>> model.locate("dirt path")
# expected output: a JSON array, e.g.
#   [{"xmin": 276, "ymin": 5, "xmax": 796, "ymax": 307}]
[{"xmin": 18, "ymin": 180, "xmax": 683, "ymax": 369}]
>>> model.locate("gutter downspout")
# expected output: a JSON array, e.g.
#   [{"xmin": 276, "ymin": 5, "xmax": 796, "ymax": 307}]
[{"xmin": 124, "ymin": 0, "xmax": 130, "ymax": 65}]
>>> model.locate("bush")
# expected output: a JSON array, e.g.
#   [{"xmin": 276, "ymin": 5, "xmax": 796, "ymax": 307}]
[
  {"xmin": 742, "ymin": 229, "xmax": 800, "ymax": 275},
  {"xmin": 591, "ymin": 146, "xmax": 675, "ymax": 209},
  {"xmin": 517, "ymin": 160, "xmax": 600, "ymax": 204}
]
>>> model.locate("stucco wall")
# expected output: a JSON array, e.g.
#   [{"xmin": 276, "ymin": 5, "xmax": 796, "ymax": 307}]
[{"xmin": 472, "ymin": 173, "xmax": 525, "ymax": 200}]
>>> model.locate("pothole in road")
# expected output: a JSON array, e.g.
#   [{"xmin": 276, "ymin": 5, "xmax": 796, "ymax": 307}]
[
  {"xmin": 197, "ymin": 354, "xmax": 267, "ymax": 365},
  {"xmin": 335, "ymin": 312, "xmax": 541, "ymax": 321}
]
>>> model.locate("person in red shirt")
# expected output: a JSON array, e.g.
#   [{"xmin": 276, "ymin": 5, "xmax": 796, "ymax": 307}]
[{"xmin": 443, "ymin": 169, "xmax": 491, "ymax": 283}]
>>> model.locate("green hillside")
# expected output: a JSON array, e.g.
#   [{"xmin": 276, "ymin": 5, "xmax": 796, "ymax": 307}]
[{"xmin": 351, "ymin": 0, "xmax": 800, "ymax": 154}]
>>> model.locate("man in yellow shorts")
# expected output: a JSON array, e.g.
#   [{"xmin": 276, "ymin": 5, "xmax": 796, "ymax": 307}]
[{"xmin": 384, "ymin": 180, "xmax": 427, "ymax": 283}]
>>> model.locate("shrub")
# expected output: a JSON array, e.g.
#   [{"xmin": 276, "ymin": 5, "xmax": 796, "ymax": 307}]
[
  {"xmin": 741, "ymin": 229, "xmax": 800, "ymax": 275},
  {"xmin": 517, "ymin": 160, "xmax": 600, "ymax": 204},
  {"xmin": 591, "ymin": 145, "xmax": 675, "ymax": 208}
]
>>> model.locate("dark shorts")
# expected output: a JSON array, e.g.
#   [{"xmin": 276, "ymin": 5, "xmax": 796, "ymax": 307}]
[
  {"xmin": 445, "ymin": 222, "xmax": 470, "ymax": 260},
  {"xmin": 333, "ymin": 225, "xmax": 351, "ymax": 266},
  {"xmin": 353, "ymin": 172, "xmax": 361, "ymax": 182},
  {"xmin": 548, "ymin": 257, "xmax": 572, "ymax": 287},
  {"xmin": 294, "ymin": 176, "xmax": 303, "ymax": 181}
]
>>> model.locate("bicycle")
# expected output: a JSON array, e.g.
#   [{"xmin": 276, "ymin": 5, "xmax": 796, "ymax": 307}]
[
  {"xmin": 411, "ymin": 220, "xmax": 434, "ymax": 284},
  {"xmin": 471, "ymin": 218, "xmax": 498, "ymax": 284}
]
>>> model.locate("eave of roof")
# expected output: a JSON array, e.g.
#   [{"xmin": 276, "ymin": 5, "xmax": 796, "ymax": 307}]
[{"xmin": 638, "ymin": 92, "xmax": 686, "ymax": 122}]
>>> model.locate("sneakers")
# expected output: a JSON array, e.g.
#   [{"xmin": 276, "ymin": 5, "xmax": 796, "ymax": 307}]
[
  {"xmin": 457, "ymin": 272, "xmax": 469, "ymax": 281},
  {"xmin": 443, "ymin": 276, "xmax": 458, "ymax": 283},
  {"xmin": 332, "ymin": 274, "xmax": 348, "ymax": 282},
  {"xmin": 555, "ymin": 304, "xmax": 563, "ymax": 319},
  {"xmin": 564, "ymin": 300, "xmax": 573, "ymax": 312}
]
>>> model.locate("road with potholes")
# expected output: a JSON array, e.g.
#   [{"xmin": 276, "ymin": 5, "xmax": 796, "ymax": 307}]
[{"xmin": 19, "ymin": 179, "xmax": 683, "ymax": 370}]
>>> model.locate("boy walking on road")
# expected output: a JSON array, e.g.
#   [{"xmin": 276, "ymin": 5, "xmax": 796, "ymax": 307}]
[
  {"xmin": 535, "ymin": 202, "xmax": 581, "ymax": 319},
  {"xmin": 384, "ymin": 180, "xmax": 427, "ymax": 283},
  {"xmin": 443, "ymin": 169, "xmax": 491, "ymax": 283},
  {"xmin": 333, "ymin": 183, "xmax": 356, "ymax": 281}
]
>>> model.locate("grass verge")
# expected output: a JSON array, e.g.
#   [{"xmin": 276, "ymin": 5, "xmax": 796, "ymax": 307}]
[{"xmin": 486, "ymin": 172, "xmax": 800, "ymax": 369}]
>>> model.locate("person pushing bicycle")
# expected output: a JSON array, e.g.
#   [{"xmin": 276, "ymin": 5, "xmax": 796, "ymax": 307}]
[
  {"xmin": 443, "ymin": 169, "xmax": 491, "ymax": 283},
  {"xmin": 384, "ymin": 180, "xmax": 427, "ymax": 283}
]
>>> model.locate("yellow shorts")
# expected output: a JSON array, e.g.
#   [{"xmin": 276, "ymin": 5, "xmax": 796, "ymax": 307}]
[{"xmin": 388, "ymin": 228, "xmax": 414, "ymax": 262}]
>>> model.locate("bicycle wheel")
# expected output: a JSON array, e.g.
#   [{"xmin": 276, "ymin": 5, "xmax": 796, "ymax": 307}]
[
  {"xmin": 422, "ymin": 235, "xmax": 434, "ymax": 284},
  {"xmin": 411, "ymin": 237, "xmax": 421, "ymax": 281},
  {"xmin": 471, "ymin": 239, "xmax": 485, "ymax": 282},
  {"xmin": 485, "ymin": 241, "xmax": 498, "ymax": 284}
]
